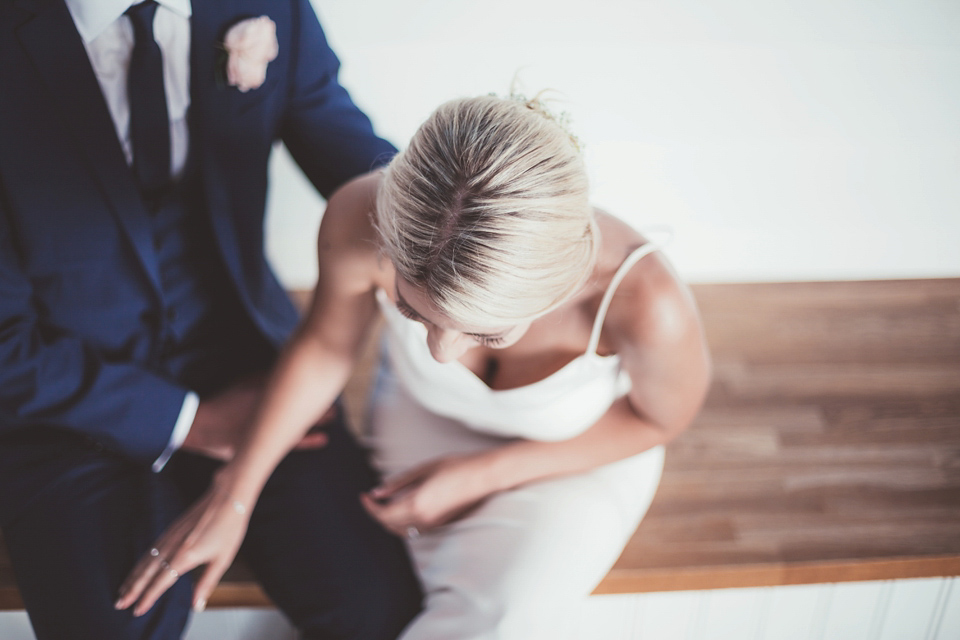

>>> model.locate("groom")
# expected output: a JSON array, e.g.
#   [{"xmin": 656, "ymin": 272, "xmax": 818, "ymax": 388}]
[{"xmin": 0, "ymin": 0, "xmax": 421, "ymax": 638}]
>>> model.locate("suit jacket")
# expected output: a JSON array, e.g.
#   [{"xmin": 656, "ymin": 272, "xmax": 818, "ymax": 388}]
[{"xmin": 0, "ymin": 0, "xmax": 396, "ymax": 506}]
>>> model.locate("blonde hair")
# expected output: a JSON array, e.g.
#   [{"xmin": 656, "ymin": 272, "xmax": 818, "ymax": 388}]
[{"xmin": 376, "ymin": 94, "xmax": 598, "ymax": 327}]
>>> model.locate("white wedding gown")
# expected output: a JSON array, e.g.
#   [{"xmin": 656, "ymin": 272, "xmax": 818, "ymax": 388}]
[{"xmin": 365, "ymin": 243, "xmax": 666, "ymax": 640}]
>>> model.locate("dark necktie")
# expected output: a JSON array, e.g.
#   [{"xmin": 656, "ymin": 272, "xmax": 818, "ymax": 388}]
[{"xmin": 126, "ymin": 1, "xmax": 171, "ymax": 201}]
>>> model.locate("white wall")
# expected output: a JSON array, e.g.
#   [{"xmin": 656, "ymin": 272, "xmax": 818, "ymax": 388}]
[{"xmin": 266, "ymin": 0, "xmax": 960, "ymax": 289}]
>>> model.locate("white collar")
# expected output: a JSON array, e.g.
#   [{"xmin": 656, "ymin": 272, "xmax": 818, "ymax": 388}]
[{"xmin": 65, "ymin": 0, "xmax": 193, "ymax": 43}]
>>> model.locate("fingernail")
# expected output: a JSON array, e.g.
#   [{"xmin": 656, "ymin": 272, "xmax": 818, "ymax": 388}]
[
  {"xmin": 114, "ymin": 597, "xmax": 125, "ymax": 610},
  {"xmin": 194, "ymin": 598, "xmax": 206, "ymax": 612}
]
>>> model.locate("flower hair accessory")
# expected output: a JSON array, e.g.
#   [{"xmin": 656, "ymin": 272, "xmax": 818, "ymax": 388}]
[
  {"xmin": 220, "ymin": 16, "xmax": 279, "ymax": 92},
  {"xmin": 496, "ymin": 88, "xmax": 583, "ymax": 152}
]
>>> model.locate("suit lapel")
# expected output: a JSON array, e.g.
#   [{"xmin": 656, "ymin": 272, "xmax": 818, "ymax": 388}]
[{"xmin": 17, "ymin": 0, "xmax": 164, "ymax": 298}]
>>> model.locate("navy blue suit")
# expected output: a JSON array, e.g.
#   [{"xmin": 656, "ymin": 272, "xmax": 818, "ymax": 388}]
[{"xmin": 0, "ymin": 0, "xmax": 421, "ymax": 638}]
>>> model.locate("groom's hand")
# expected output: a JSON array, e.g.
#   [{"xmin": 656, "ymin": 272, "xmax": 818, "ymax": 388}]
[{"xmin": 184, "ymin": 375, "xmax": 330, "ymax": 460}]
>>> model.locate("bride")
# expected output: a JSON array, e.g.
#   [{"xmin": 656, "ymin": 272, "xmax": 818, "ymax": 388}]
[{"xmin": 117, "ymin": 94, "xmax": 711, "ymax": 639}]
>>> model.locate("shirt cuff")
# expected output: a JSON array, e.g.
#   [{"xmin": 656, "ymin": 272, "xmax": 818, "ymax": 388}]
[{"xmin": 152, "ymin": 391, "xmax": 199, "ymax": 472}]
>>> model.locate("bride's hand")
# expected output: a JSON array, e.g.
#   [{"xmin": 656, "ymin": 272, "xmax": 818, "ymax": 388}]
[
  {"xmin": 360, "ymin": 453, "xmax": 496, "ymax": 536},
  {"xmin": 115, "ymin": 484, "xmax": 251, "ymax": 616}
]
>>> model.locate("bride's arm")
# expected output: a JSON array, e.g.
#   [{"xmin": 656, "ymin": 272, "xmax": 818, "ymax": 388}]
[
  {"xmin": 116, "ymin": 172, "xmax": 384, "ymax": 616},
  {"xmin": 484, "ymin": 250, "xmax": 711, "ymax": 484},
  {"xmin": 223, "ymin": 175, "xmax": 385, "ymax": 508},
  {"xmin": 363, "ymin": 248, "xmax": 711, "ymax": 534}
]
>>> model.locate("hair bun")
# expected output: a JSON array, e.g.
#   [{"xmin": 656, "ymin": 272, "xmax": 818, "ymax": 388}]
[{"xmin": 493, "ymin": 87, "xmax": 583, "ymax": 152}]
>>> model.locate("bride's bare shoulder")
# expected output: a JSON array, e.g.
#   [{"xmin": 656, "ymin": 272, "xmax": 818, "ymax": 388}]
[
  {"xmin": 316, "ymin": 172, "xmax": 384, "ymax": 287},
  {"xmin": 592, "ymin": 210, "xmax": 701, "ymax": 352}
]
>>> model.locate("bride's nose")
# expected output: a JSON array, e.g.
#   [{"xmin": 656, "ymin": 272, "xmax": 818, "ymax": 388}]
[{"xmin": 426, "ymin": 326, "xmax": 471, "ymax": 363}]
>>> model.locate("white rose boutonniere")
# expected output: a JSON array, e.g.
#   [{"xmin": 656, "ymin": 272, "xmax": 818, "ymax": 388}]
[{"xmin": 220, "ymin": 16, "xmax": 279, "ymax": 92}]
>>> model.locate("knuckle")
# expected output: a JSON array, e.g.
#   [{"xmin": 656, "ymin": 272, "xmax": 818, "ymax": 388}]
[
  {"xmin": 409, "ymin": 497, "xmax": 429, "ymax": 522},
  {"xmin": 180, "ymin": 550, "xmax": 199, "ymax": 567}
]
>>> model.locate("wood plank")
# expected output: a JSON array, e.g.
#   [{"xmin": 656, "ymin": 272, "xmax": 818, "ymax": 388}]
[
  {"xmin": 602, "ymin": 278, "xmax": 960, "ymax": 593},
  {"xmin": 594, "ymin": 556, "xmax": 960, "ymax": 594}
]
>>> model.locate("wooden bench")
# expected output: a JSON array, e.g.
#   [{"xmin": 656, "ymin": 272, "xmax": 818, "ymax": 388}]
[{"xmin": 2, "ymin": 278, "xmax": 959, "ymax": 609}]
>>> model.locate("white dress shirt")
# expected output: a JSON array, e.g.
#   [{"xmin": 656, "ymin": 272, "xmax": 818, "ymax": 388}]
[{"xmin": 65, "ymin": 0, "xmax": 198, "ymax": 471}]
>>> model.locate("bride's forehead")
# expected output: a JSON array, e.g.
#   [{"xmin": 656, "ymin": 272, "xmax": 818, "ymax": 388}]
[{"xmin": 394, "ymin": 277, "xmax": 515, "ymax": 336}]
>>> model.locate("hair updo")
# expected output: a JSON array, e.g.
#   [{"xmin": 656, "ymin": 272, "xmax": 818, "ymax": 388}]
[{"xmin": 376, "ymin": 94, "xmax": 598, "ymax": 328}]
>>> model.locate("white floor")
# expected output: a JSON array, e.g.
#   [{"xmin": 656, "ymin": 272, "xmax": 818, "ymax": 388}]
[{"xmin": 2, "ymin": 576, "xmax": 957, "ymax": 639}]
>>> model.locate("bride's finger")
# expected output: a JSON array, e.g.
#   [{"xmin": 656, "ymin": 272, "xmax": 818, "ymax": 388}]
[
  {"xmin": 361, "ymin": 492, "xmax": 401, "ymax": 534},
  {"xmin": 360, "ymin": 491, "xmax": 385, "ymax": 521},
  {"xmin": 116, "ymin": 541, "xmax": 178, "ymax": 610},
  {"xmin": 360, "ymin": 492, "xmax": 416, "ymax": 536},
  {"xmin": 117, "ymin": 510, "xmax": 199, "ymax": 609},
  {"xmin": 131, "ymin": 554, "xmax": 192, "ymax": 617},
  {"xmin": 192, "ymin": 554, "xmax": 234, "ymax": 612},
  {"xmin": 369, "ymin": 464, "xmax": 431, "ymax": 500},
  {"xmin": 293, "ymin": 431, "xmax": 328, "ymax": 450}
]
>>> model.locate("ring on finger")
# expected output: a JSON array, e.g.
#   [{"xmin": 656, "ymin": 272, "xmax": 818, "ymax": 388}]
[
  {"xmin": 406, "ymin": 525, "xmax": 420, "ymax": 540},
  {"xmin": 159, "ymin": 560, "xmax": 179, "ymax": 578}
]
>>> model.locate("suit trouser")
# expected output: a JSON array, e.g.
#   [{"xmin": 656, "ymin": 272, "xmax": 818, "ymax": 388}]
[{"xmin": 1, "ymin": 418, "xmax": 423, "ymax": 640}]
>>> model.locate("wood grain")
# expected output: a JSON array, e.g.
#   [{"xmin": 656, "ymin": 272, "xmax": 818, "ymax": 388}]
[
  {"xmin": 1, "ymin": 278, "xmax": 958, "ymax": 608},
  {"xmin": 602, "ymin": 278, "xmax": 960, "ymax": 592}
]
